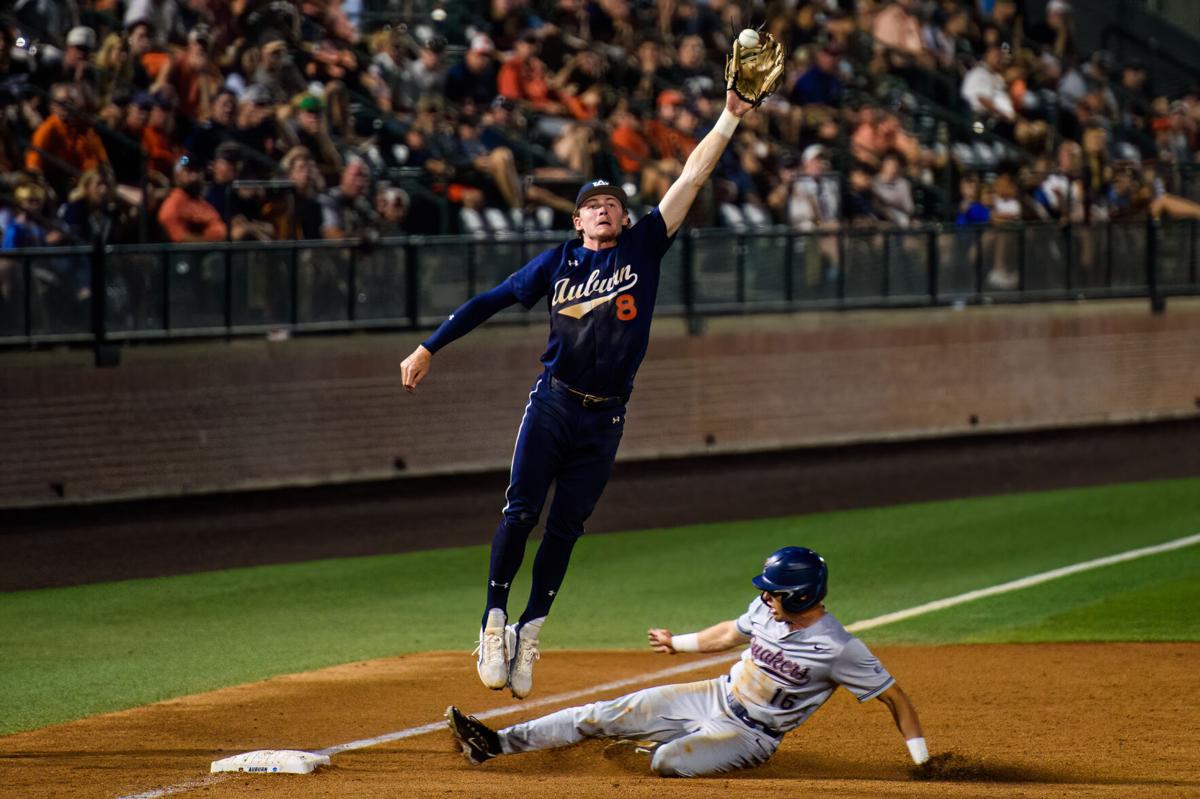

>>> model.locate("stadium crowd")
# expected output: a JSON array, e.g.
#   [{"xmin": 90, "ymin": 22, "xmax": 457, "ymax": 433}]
[{"xmin": 1, "ymin": 0, "xmax": 1199, "ymax": 260}]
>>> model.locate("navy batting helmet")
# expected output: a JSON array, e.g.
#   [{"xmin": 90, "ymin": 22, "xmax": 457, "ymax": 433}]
[{"xmin": 752, "ymin": 547, "xmax": 828, "ymax": 613}]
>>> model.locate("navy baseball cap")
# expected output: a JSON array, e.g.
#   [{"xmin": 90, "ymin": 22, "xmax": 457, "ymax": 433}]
[{"xmin": 574, "ymin": 179, "xmax": 627, "ymax": 210}]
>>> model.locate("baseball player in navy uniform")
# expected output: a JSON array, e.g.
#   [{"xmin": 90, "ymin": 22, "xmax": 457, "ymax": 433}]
[
  {"xmin": 446, "ymin": 547, "xmax": 930, "ymax": 777},
  {"xmin": 401, "ymin": 89, "xmax": 765, "ymax": 699}
]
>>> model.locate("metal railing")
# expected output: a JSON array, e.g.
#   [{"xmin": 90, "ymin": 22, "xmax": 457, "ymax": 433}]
[{"xmin": 1, "ymin": 220, "xmax": 1197, "ymax": 349}]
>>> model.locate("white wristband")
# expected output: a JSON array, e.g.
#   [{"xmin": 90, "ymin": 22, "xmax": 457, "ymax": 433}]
[
  {"xmin": 670, "ymin": 633, "xmax": 700, "ymax": 653},
  {"xmin": 713, "ymin": 109, "xmax": 740, "ymax": 138},
  {"xmin": 906, "ymin": 737, "xmax": 929, "ymax": 765}
]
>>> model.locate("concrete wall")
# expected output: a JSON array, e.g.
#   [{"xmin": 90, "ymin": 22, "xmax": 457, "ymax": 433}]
[{"xmin": 2, "ymin": 299, "xmax": 1198, "ymax": 508}]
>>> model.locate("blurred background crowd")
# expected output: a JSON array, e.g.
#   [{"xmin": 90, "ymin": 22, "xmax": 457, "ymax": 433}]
[{"xmin": 1, "ymin": 0, "xmax": 1199, "ymax": 254}]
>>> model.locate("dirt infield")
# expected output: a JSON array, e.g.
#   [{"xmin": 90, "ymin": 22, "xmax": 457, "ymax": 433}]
[{"xmin": 2, "ymin": 643, "xmax": 1197, "ymax": 799}]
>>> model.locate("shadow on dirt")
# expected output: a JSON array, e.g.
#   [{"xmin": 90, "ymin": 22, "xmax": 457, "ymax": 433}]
[{"xmin": 912, "ymin": 751, "xmax": 1073, "ymax": 783}]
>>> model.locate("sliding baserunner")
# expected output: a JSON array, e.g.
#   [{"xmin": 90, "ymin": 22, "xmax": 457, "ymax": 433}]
[{"xmin": 447, "ymin": 546, "xmax": 931, "ymax": 776}]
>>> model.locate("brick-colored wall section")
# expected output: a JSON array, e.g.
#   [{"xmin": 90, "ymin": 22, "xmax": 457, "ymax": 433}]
[{"xmin": 2, "ymin": 300, "xmax": 1198, "ymax": 508}]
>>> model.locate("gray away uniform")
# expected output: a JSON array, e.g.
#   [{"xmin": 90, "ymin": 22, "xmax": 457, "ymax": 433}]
[{"xmin": 498, "ymin": 600, "xmax": 895, "ymax": 776}]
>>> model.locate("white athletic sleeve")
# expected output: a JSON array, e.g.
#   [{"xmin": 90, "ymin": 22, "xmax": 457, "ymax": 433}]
[{"xmin": 831, "ymin": 637, "xmax": 894, "ymax": 702}]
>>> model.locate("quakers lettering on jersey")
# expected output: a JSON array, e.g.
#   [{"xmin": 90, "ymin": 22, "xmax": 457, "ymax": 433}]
[{"xmin": 730, "ymin": 600, "xmax": 894, "ymax": 731}]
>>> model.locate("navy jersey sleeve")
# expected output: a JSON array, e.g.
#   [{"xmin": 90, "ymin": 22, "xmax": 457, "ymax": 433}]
[
  {"xmin": 421, "ymin": 281, "xmax": 521, "ymax": 353},
  {"xmin": 507, "ymin": 245, "xmax": 561, "ymax": 309},
  {"xmin": 620, "ymin": 207, "xmax": 675, "ymax": 264}
]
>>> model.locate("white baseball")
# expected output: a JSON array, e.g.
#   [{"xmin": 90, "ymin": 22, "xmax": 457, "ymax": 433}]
[{"xmin": 738, "ymin": 29, "xmax": 760, "ymax": 48}]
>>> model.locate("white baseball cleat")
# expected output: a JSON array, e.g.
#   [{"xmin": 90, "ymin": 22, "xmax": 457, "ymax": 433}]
[
  {"xmin": 507, "ymin": 625, "xmax": 540, "ymax": 699},
  {"xmin": 474, "ymin": 610, "xmax": 509, "ymax": 690}
]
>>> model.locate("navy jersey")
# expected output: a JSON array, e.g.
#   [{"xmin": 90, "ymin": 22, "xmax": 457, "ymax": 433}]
[{"xmin": 505, "ymin": 208, "xmax": 675, "ymax": 397}]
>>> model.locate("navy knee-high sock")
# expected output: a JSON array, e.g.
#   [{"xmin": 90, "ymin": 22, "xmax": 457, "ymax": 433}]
[
  {"xmin": 518, "ymin": 531, "xmax": 577, "ymax": 626},
  {"xmin": 483, "ymin": 518, "xmax": 534, "ymax": 627}
]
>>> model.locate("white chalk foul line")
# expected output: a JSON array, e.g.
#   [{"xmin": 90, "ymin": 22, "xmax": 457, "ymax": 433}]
[
  {"xmin": 117, "ymin": 532, "xmax": 1200, "ymax": 799},
  {"xmin": 842, "ymin": 532, "xmax": 1200, "ymax": 633}
]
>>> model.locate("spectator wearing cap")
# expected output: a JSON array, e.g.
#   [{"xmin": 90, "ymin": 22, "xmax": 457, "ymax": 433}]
[
  {"xmin": 157, "ymin": 155, "xmax": 227, "ymax": 242},
  {"xmin": 61, "ymin": 26, "xmax": 99, "ymax": 87},
  {"xmin": 319, "ymin": 156, "xmax": 380, "ymax": 239},
  {"xmin": 283, "ymin": 94, "xmax": 343, "ymax": 182},
  {"xmin": 25, "ymin": 83, "xmax": 110, "ymax": 198},
  {"xmin": 142, "ymin": 89, "xmax": 183, "ymax": 177},
  {"xmin": 160, "ymin": 26, "xmax": 223, "ymax": 122},
  {"xmin": 203, "ymin": 142, "xmax": 241, "ymax": 222},
  {"xmin": 207, "ymin": 142, "xmax": 275, "ymax": 242},
  {"xmin": 780, "ymin": 144, "xmax": 840, "ymax": 232},
  {"xmin": 790, "ymin": 44, "xmax": 845, "ymax": 109},
  {"xmin": 644, "ymin": 90, "xmax": 697, "ymax": 163},
  {"xmin": 255, "ymin": 38, "xmax": 307, "ymax": 103},
  {"xmin": 498, "ymin": 32, "xmax": 564, "ymax": 115},
  {"xmin": 445, "ymin": 35, "xmax": 500, "ymax": 107}
]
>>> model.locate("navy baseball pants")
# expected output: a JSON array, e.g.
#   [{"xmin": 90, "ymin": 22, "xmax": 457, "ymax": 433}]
[{"xmin": 484, "ymin": 374, "xmax": 626, "ymax": 628}]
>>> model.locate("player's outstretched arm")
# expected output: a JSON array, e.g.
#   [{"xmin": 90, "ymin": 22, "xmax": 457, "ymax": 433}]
[
  {"xmin": 399, "ymin": 281, "xmax": 522, "ymax": 393},
  {"xmin": 648, "ymin": 620, "xmax": 749, "ymax": 654},
  {"xmin": 876, "ymin": 682, "xmax": 930, "ymax": 765},
  {"xmin": 658, "ymin": 90, "xmax": 754, "ymax": 238}
]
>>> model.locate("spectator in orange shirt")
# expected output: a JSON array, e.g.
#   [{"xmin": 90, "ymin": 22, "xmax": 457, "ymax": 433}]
[
  {"xmin": 162, "ymin": 26, "xmax": 222, "ymax": 121},
  {"xmin": 25, "ymin": 83, "xmax": 110, "ymax": 198},
  {"xmin": 609, "ymin": 108, "xmax": 651, "ymax": 174},
  {"xmin": 497, "ymin": 32, "xmax": 564, "ymax": 115},
  {"xmin": 142, "ymin": 90, "xmax": 182, "ymax": 178},
  {"xmin": 643, "ymin": 90, "xmax": 697, "ymax": 162},
  {"xmin": 157, "ymin": 155, "xmax": 227, "ymax": 242}
]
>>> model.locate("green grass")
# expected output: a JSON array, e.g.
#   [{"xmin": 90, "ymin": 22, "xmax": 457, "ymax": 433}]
[{"xmin": 0, "ymin": 477, "xmax": 1197, "ymax": 734}]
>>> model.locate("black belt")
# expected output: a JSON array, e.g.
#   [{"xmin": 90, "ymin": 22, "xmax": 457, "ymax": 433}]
[
  {"xmin": 726, "ymin": 693, "xmax": 783, "ymax": 739},
  {"xmin": 549, "ymin": 375, "xmax": 628, "ymax": 410}
]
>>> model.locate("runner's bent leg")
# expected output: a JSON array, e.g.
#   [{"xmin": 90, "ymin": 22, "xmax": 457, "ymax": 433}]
[{"xmin": 498, "ymin": 679, "xmax": 714, "ymax": 754}]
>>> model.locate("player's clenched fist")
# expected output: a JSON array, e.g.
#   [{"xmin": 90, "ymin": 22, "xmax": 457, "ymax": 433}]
[
  {"xmin": 647, "ymin": 628, "xmax": 676, "ymax": 654},
  {"xmin": 400, "ymin": 345, "xmax": 432, "ymax": 393}
]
